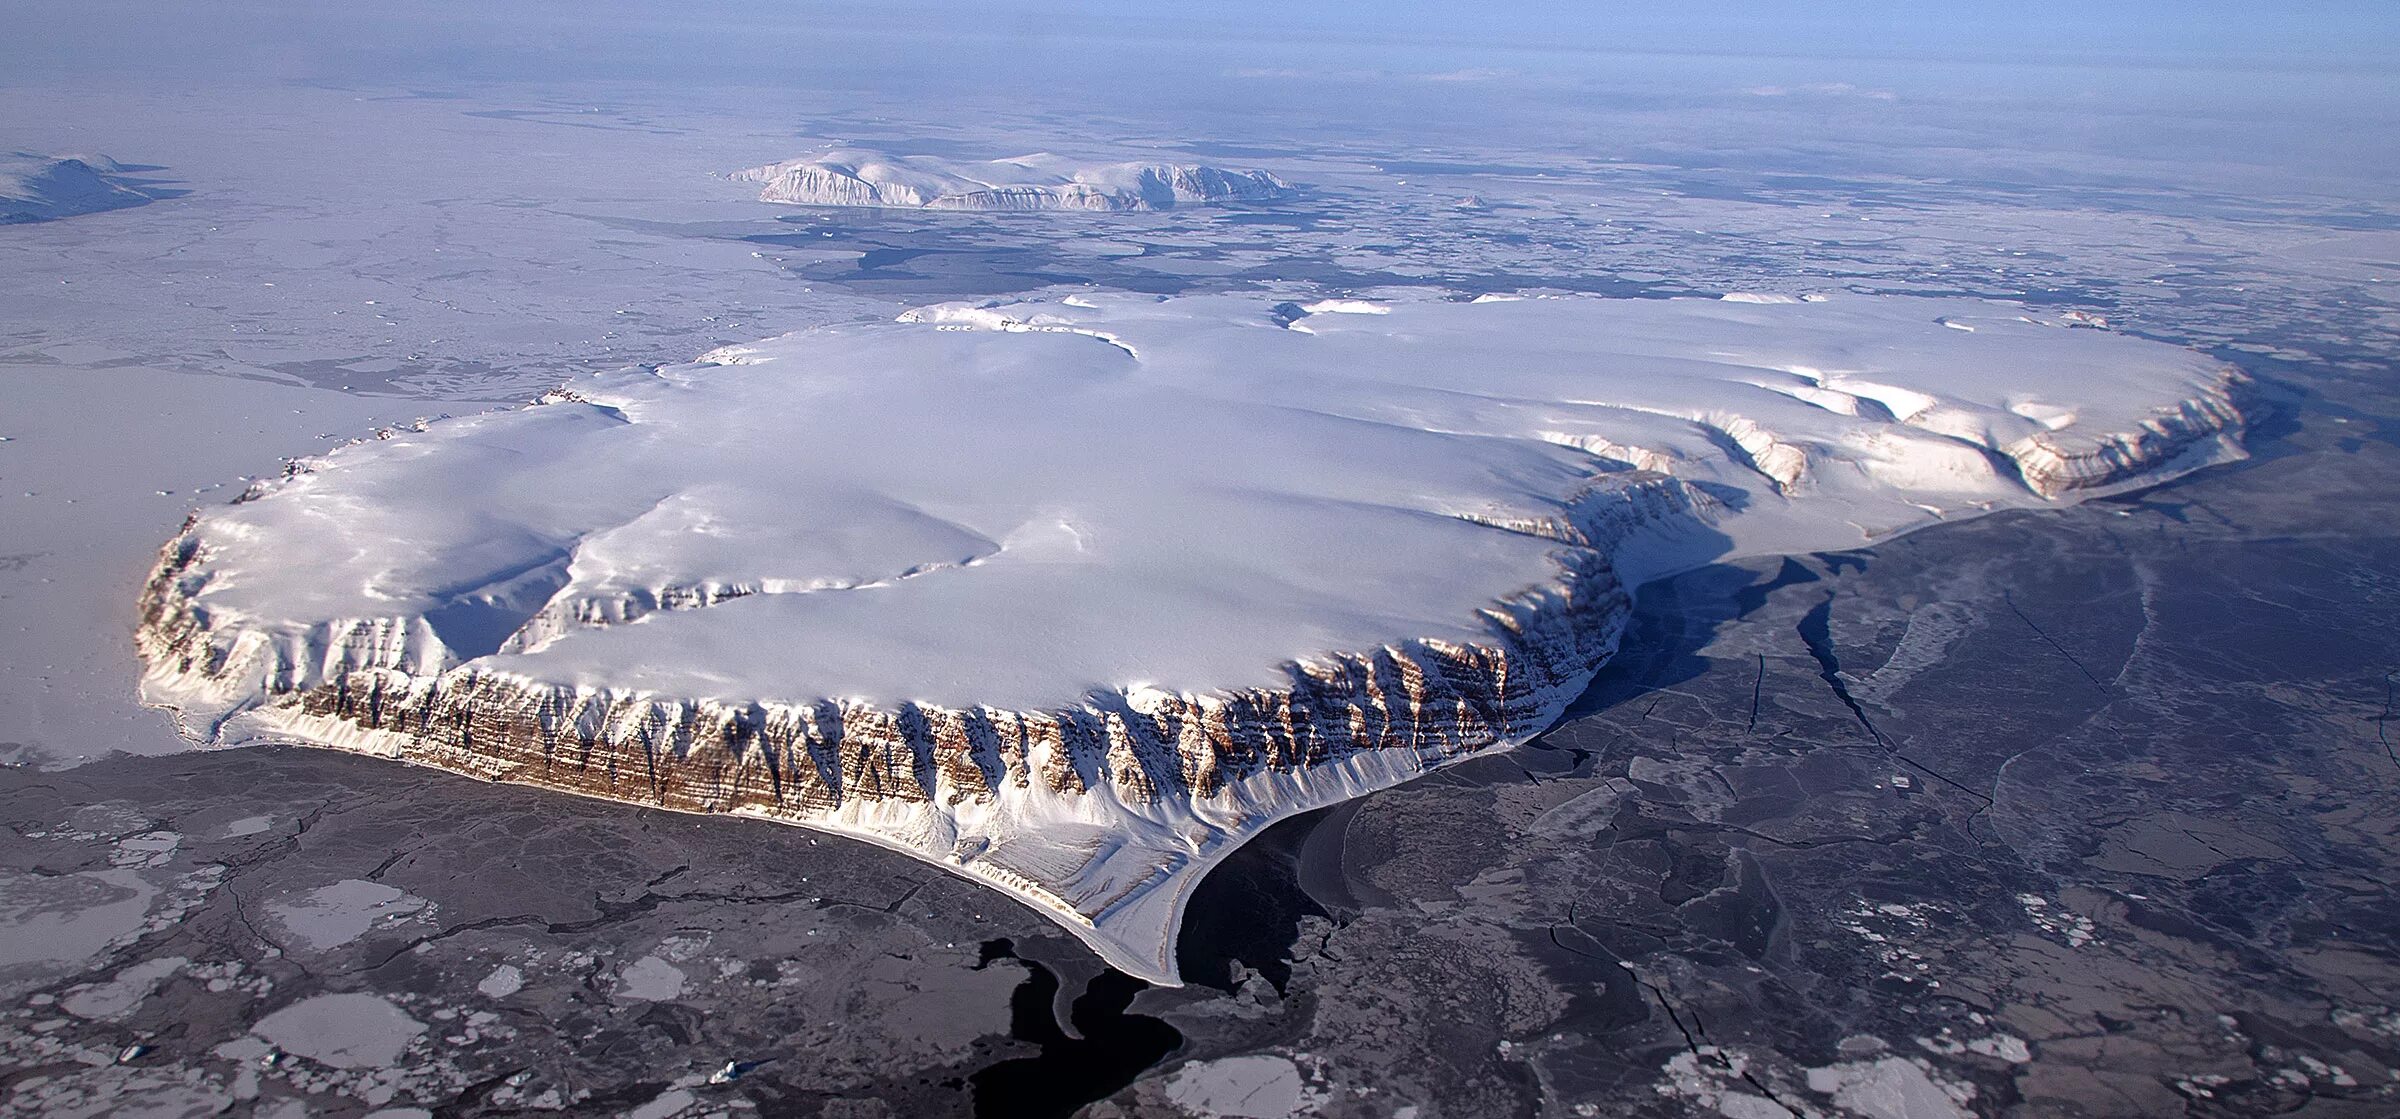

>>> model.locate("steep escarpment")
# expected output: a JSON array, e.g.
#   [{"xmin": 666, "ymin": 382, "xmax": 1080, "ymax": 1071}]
[
  {"xmin": 732, "ymin": 150, "xmax": 1293, "ymax": 211},
  {"xmin": 142, "ymin": 522, "xmax": 1635, "ymax": 813},
  {"xmin": 138, "ymin": 475, "xmax": 1690, "ymax": 980},
  {"xmin": 2003, "ymin": 386, "xmax": 2252, "ymax": 497},
  {"xmin": 134, "ymin": 291, "xmax": 2247, "ymax": 981}
]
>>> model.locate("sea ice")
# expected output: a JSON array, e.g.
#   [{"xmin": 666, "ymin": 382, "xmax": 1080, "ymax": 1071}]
[
  {"xmin": 265, "ymin": 880, "xmax": 429, "ymax": 951},
  {"xmin": 250, "ymin": 992, "xmax": 426, "ymax": 1070}
]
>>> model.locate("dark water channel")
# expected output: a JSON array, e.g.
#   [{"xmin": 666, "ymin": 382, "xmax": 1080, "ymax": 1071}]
[{"xmin": 967, "ymin": 940, "xmax": 1182, "ymax": 1118}]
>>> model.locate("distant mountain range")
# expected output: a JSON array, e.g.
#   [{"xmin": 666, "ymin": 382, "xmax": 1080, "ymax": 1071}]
[{"xmin": 732, "ymin": 150, "xmax": 1293, "ymax": 211}]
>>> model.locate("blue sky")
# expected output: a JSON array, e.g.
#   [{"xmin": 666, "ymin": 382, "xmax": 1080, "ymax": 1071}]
[{"xmin": 9, "ymin": 1, "xmax": 2399, "ymax": 80}]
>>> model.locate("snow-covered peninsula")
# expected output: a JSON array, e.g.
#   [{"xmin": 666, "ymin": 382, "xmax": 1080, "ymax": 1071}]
[
  {"xmin": 135, "ymin": 292, "xmax": 2247, "ymax": 982},
  {"xmin": 0, "ymin": 152, "xmax": 151, "ymax": 223},
  {"xmin": 732, "ymin": 150, "xmax": 1292, "ymax": 211}
]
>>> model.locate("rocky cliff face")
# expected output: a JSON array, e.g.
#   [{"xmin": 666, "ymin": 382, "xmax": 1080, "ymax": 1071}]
[
  {"xmin": 137, "ymin": 476, "xmax": 1692, "ymax": 979},
  {"xmin": 141, "ymin": 511, "xmax": 1640, "ymax": 813},
  {"xmin": 131, "ymin": 291, "xmax": 2249, "ymax": 982},
  {"xmin": 2003, "ymin": 389, "xmax": 2252, "ymax": 498},
  {"xmin": 731, "ymin": 151, "xmax": 1293, "ymax": 212}
]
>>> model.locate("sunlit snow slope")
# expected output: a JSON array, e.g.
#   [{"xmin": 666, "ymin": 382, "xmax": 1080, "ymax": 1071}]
[
  {"xmin": 0, "ymin": 152, "xmax": 149, "ymax": 223},
  {"xmin": 137, "ymin": 292, "xmax": 2247, "ymax": 982}
]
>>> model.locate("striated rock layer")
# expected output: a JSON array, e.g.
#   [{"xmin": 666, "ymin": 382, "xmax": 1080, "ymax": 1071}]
[
  {"xmin": 135, "ymin": 292, "xmax": 2248, "ymax": 981},
  {"xmin": 732, "ymin": 150, "xmax": 1293, "ymax": 211}
]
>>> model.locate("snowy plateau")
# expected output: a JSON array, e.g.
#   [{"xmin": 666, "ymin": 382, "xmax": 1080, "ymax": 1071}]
[
  {"xmin": 135, "ymin": 291, "xmax": 2247, "ymax": 982},
  {"xmin": 732, "ymin": 150, "xmax": 1293, "ymax": 211},
  {"xmin": 0, "ymin": 152, "xmax": 151, "ymax": 224}
]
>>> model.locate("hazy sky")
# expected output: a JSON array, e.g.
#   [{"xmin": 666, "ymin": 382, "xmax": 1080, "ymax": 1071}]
[
  {"xmin": 9, "ymin": 1, "xmax": 2397, "ymax": 81},
  {"xmin": 6, "ymin": 1, "xmax": 2396, "ymax": 198}
]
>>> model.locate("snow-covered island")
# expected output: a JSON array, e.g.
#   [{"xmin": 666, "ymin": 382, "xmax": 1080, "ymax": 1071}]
[
  {"xmin": 136, "ymin": 292, "xmax": 2247, "ymax": 982},
  {"xmin": 1, "ymin": 152, "xmax": 152, "ymax": 224},
  {"xmin": 732, "ymin": 150, "xmax": 1293, "ymax": 211}
]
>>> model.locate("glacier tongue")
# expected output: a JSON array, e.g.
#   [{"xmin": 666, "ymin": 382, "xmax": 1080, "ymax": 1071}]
[{"xmin": 135, "ymin": 291, "xmax": 2247, "ymax": 983}]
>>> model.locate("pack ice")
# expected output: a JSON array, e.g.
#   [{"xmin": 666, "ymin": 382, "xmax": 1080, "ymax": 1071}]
[
  {"xmin": 732, "ymin": 150, "xmax": 1292, "ymax": 211},
  {"xmin": 137, "ymin": 292, "xmax": 2247, "ymax": 982}
]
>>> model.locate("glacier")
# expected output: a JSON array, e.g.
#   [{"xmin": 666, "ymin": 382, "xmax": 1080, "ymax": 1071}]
[
  {"xmin": 134, "ymin": 291, "xmax": 2248, "ymax": 983},
  {"xmin": 732, "ymin": 150, "xmax": 1293, "ymax": 211}
]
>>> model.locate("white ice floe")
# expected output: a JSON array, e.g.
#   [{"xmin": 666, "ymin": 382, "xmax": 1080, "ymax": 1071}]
[
  {"xmin": 250, "ymin": 993, "xmax": 425, "ymax": 1069},
  {"xmin": 265, "ymin": 880, "xmax": 431, "ymax": 951},
  {"xmin": 1165, "ymin": 1054, "xmax": 1327, "ymax": 1119},
  {"xmin": 614, "ymin": 956, "xmax": 689, "ymax": 1002},
  {"xmin": 732, "ymin": 150, "xmax": 1292, "ymax": 211},
  {"xmin": 138, "ymin": 291, "xmax": 2245, "ymax": 982},
  {"xmin": 475, "ymin": 964, "xmax": 525, "ymax": 1000}
]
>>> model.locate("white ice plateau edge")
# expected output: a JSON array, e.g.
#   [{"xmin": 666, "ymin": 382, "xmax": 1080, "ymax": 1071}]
[
  {"xmin": 732, "ymin": 150, "xmax": 1293, "ymax": 211},
  {"xmin": 137, "ymin": 291, "xmax": 2248, "ymax": 982}
]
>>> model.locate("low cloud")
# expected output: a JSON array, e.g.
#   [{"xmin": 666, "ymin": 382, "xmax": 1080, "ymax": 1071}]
[{"xmin": 1744, "ymin": 82, "xmax": 1899, "ymax": 101}]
